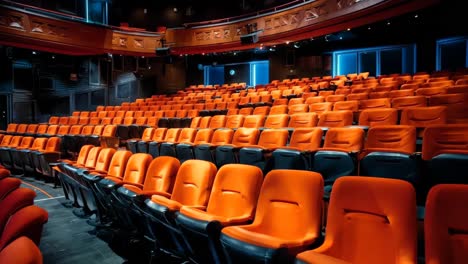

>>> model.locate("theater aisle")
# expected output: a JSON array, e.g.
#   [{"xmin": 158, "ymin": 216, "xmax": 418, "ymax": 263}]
[{"xmin": 17, "ymin": 176, "xmax": 125, "ymax": 264}]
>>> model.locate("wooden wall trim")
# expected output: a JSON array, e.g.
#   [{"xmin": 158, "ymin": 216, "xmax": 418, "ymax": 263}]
[{"xmin": 0, "ymin": 0, "xmax": 439, "ymax": 56}]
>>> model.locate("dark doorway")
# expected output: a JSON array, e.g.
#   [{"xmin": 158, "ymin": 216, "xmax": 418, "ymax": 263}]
[{"xmin": 0, "ymin": 95, "xmax": 7, "ymax": 130}]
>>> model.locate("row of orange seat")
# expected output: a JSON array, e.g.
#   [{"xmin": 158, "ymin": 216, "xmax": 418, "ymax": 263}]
[
  {"xmin": 0, "ymin": 136, "xmax": 62, "ymax": 180},
  {"xmin": 124, "ymin": 125, "xmax": 468, "ymax": 190},
  {"xmin": 0, "ymin": 167, "xmax": 48, "ymax": 264},
  {"xmin": 53, "ymin": 147, "xmax": 468, "ymax": 264}
]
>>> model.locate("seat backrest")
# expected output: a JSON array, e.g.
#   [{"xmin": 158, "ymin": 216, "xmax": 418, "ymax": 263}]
[
  {"xmin": 210, "ymin": 129, "xmax": 234, "ymax": 145},
  {"xmin": 30, "ymin": 138, "xmax": 48, "ymax": 151},
  {"xmin": 0, "ymin": 205, "xmax": 48, "ymax": 250},
  {"xmin": 44, "ymin": 137, "xmax": 61, "ymax": 152},
  {"xmin": 101, "ymin": 125, "xmax": 117, "ymax": 137},
  {"xmin": 288, "ymin": 127, "xmax": 323, "ymax": 151},
  {"xmin": 170, "ymin": 160, "xmax": 217, "ymax": 206},
  {"xmin": 428, "ymin": 93, "xmax": 466, "ymax": 106},
  {"xmin": 192, "ymin": 128, "xmax": 213, "ymax": 144},
  {"xmin": 0, "ymin": 135, "xmax": 13, "ymax": 147},
  {"xmin": 305, "ymin": 96, "xmax": 324, "ymax": 104},
  {"xmin": 263, "ymin": 114, "xmax": 289, "ymax": 128},
  {"xmin": 68, "ymin": 125, "xmax": 83, "ymax": 135},
  {"xmin": 141, "ymin": 128, "xmax": 155, "ymax": 141},
  {"xmin": 288, "ymin": 104, "xmax": 309, "ymax": 115},
  {"xmin": 333, "ymin": 100, "xmax": 359, "ymax": 112},
  {"xmin": 176, "ymin": 128, "xmax": 197, "ymax": 144},
  {"xmin": 388, "ymin": 89, "xmax": 415, "ymax": 98},
  {"xmin": 92, "ymin": 125, "xmax": 105, "ymax": 136},
  {"xmin": 317, "ymin": 110, "xmax": 353, "ymax": 127},
  {"xmin": 323, "ymin": 176, "xmax": 417, "ymax": 264},
  {"xmin": 252, "ymin": 106, "xmax": 270, "ymax": 116},
  {"xmin": 121, "ymin": 153, "xmax": 152, "ymax": 184},
  {"xmin": 189, "ymin": 116, "xmax": 201, "ymax": 128},
  {"xmin": 68, "ymin": 116, "xmax": 79, "ymax": 125},
  {"xmin": 48, "ymin": 116, "xmax": 59, "ymax": 125},
  {"xmin": 58, "ymin": 117, "xmax": 69, "ymax": 125},
  {"xmin": 238, "ymin": 107, "xmax": 253, "ymax": 116},
  {"xmin": 57, "ymin": 125, "xmax": 70, "ymax": 135},
  {"xmin": 164, "ymin": 128, "xmax": 181, "ymax": 142},
  {"xmin": 249, "ymin": 170, "xmax": 323, "ymax": 240},
  {"xmin": 89, "ymin": 117, "xmax": 101, "ymax": 126},
  {"xmin": 231, "ymin": 128, "xmax": 260, "ymax": 146},
  {"xmin": 242, "ymin": 115, "xmax": 265, "ymax": 128},
  {"xmin": 309, "ymin": 102, "xmax": 333, "ymax": 114},
  {"xmin": 78, "ymin": 117, "xmax": 90, "ymax": 125},
  {"xmin": 269, "ymin": 105, "xmax": 288, "ymax": 115},
  {"xmin": 256, "ymin": 129, "xmax": 289, "ymax": 148},
  {"xmin": 425, "ymin": 184, "xmax": 468, "ymax": 264},
  {"xmin": 364, "ymin": 125, "xmax": 416, "ymax": 154},
  {"xmin": 106, "ymin": 150, "xmax": 132, "ymax": 179},
  {"xmin": 198, "ymin": 116, "xmax": 211, "ymax": 129},
  {"xmin": 0, "ymin": 236, "xmax": 42, "ymax": 264},
  {"xmin": 15, "ymin": 124, "xmax": 28, "ymax": 134},
  {"xmin": 45, "ymin": 125, "xmax": 59, "ymax": 135},
  {"xmin": 421, "ymin": 124, "xmax": 468, "ymax": 160},
  {"xmin": 123, "ymin": 117, "xmax": 134, "ymax": 125},
  {"xmin": 140, "ymin": 156, "xmax": 180, "ymax": 192},
  {"xmin": 83, "ymin": 147, "xmax": 102, "ymax": 169},
  {"xmin": 391, "ymin": 96, "xmax": 427, "ymax": 109},
  {"xmin": 98, "ymin": 111, "xmax": 108, "ymax": 118},
  {"xmin": 359, "ymin": 98, "xmax": 391, "ymax": 110},
  {"xmin": 225, "ymin": 115, "xmax": 244, "ymax": 129},
  {"xmin": 206, "ymin": 164, "xmax": 263, "ymax": 219},
  {"xmin": 322, "ymin": 127, "xmax": 364, "ymax": 151},
  {"xmin": 18, "ymin": 137, "xmax": 34, "ymax": 149},
  {"xmin": 358, "ymin": 108, "xmax": 398, "ymax": 127},
  {"xmin": 135, "ymin": 117, "xmax": 147, "ymax": 126},
  {"xmin": 400, "ymin": 106, "xmax": 447, "ymax": 128},
  {"xmin": 81, "ymin": 125, "xmax": 94, "ymax": 136},
  {"xmin": 288, "ymin": 112, "xmax": 318, "ymax": 128},
  {"xmin": 75, "ymin": 145, "xmax": 94, "ymax": 167},
  {"xmin": 93, "ymin": 148, "xmax": 116, "ymax": 173},
  {"xmin": 152, "ymin": 128, "xmax": 168, "ymax": 141},
  {"xmin": 209, "ymin": 115, "xmax": 226, "ymax": 129},
  {"xmin": 0, "ymin": 188, "xmax": 36, "ymax": 234},
  {"xmin": 36, "ymin": 124, "xmax": 48, "ymax": 134},
  {"xmin": 8, "ymin": 136, "xmax": 22, "ymax": 148},
  {"xmin": 25, "ymin": 124, "xmax": 38, "ymax": 134}
]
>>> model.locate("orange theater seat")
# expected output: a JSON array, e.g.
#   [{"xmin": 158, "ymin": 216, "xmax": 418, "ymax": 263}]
[
  {"xmin": 296, "ymin": 176, "xmax": 417, "ymax": 264},
  {"xmin": 359, "ymin": 125, "xmax": 418, "ymax": 183},
  {"xmin": 271, "ymin": 127, "xmax": 323, "ymax": 170},
  {"xmin": 358, "ymin": 108, "xmax": 398, "ymax": 127},
  {"xmin": 220, "ymin": 170, "xmax": 324, "ymax": 264},
  {"xmin": 111, "ymin": 156, "xmax": 180, "ymax": 229},
  {"xmin": 176, "ymin": 164, "xmax": 263, "ymax": 264},
  {"xmin": 425, "ymin": 184, "xmax": 468, "ymax": 264},
  {"xmin": 0, "ymin": 236, "xmax": 43, "ymax": 264},
  {"xmin": 422, "ymin": 124, "xmax": 468, "ymax": 186},
  {"xmin": 313, "ymin": 127, "xmax": 364, "ymax": 196},
  {"xmin": 400, "ymin": 106, "xmax": 447, "ymax": 138},
  {"xmin": 214, "ymin": 127, "xmax": 260, "ymax": 168},
  {"xmin": 238, "ymin": 129, "xmax": 289, "ymax": 172},
  {"xmin": 141, "ymin": 160, "xmax": 217, "ymax": 257},
  {"xmin": 193, "ymin": 128, "xmax": 234, "ymax": 164}
]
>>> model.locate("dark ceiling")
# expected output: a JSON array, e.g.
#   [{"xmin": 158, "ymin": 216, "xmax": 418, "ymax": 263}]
[{"xmin": 109, "ymin": 0, "xmax": 298, "ymax": 29}]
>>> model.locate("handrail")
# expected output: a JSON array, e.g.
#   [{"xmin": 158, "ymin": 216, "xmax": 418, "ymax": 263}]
[{"xmin": 182, "ymin": 0, "xmax": 313, "ymax": 28}]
